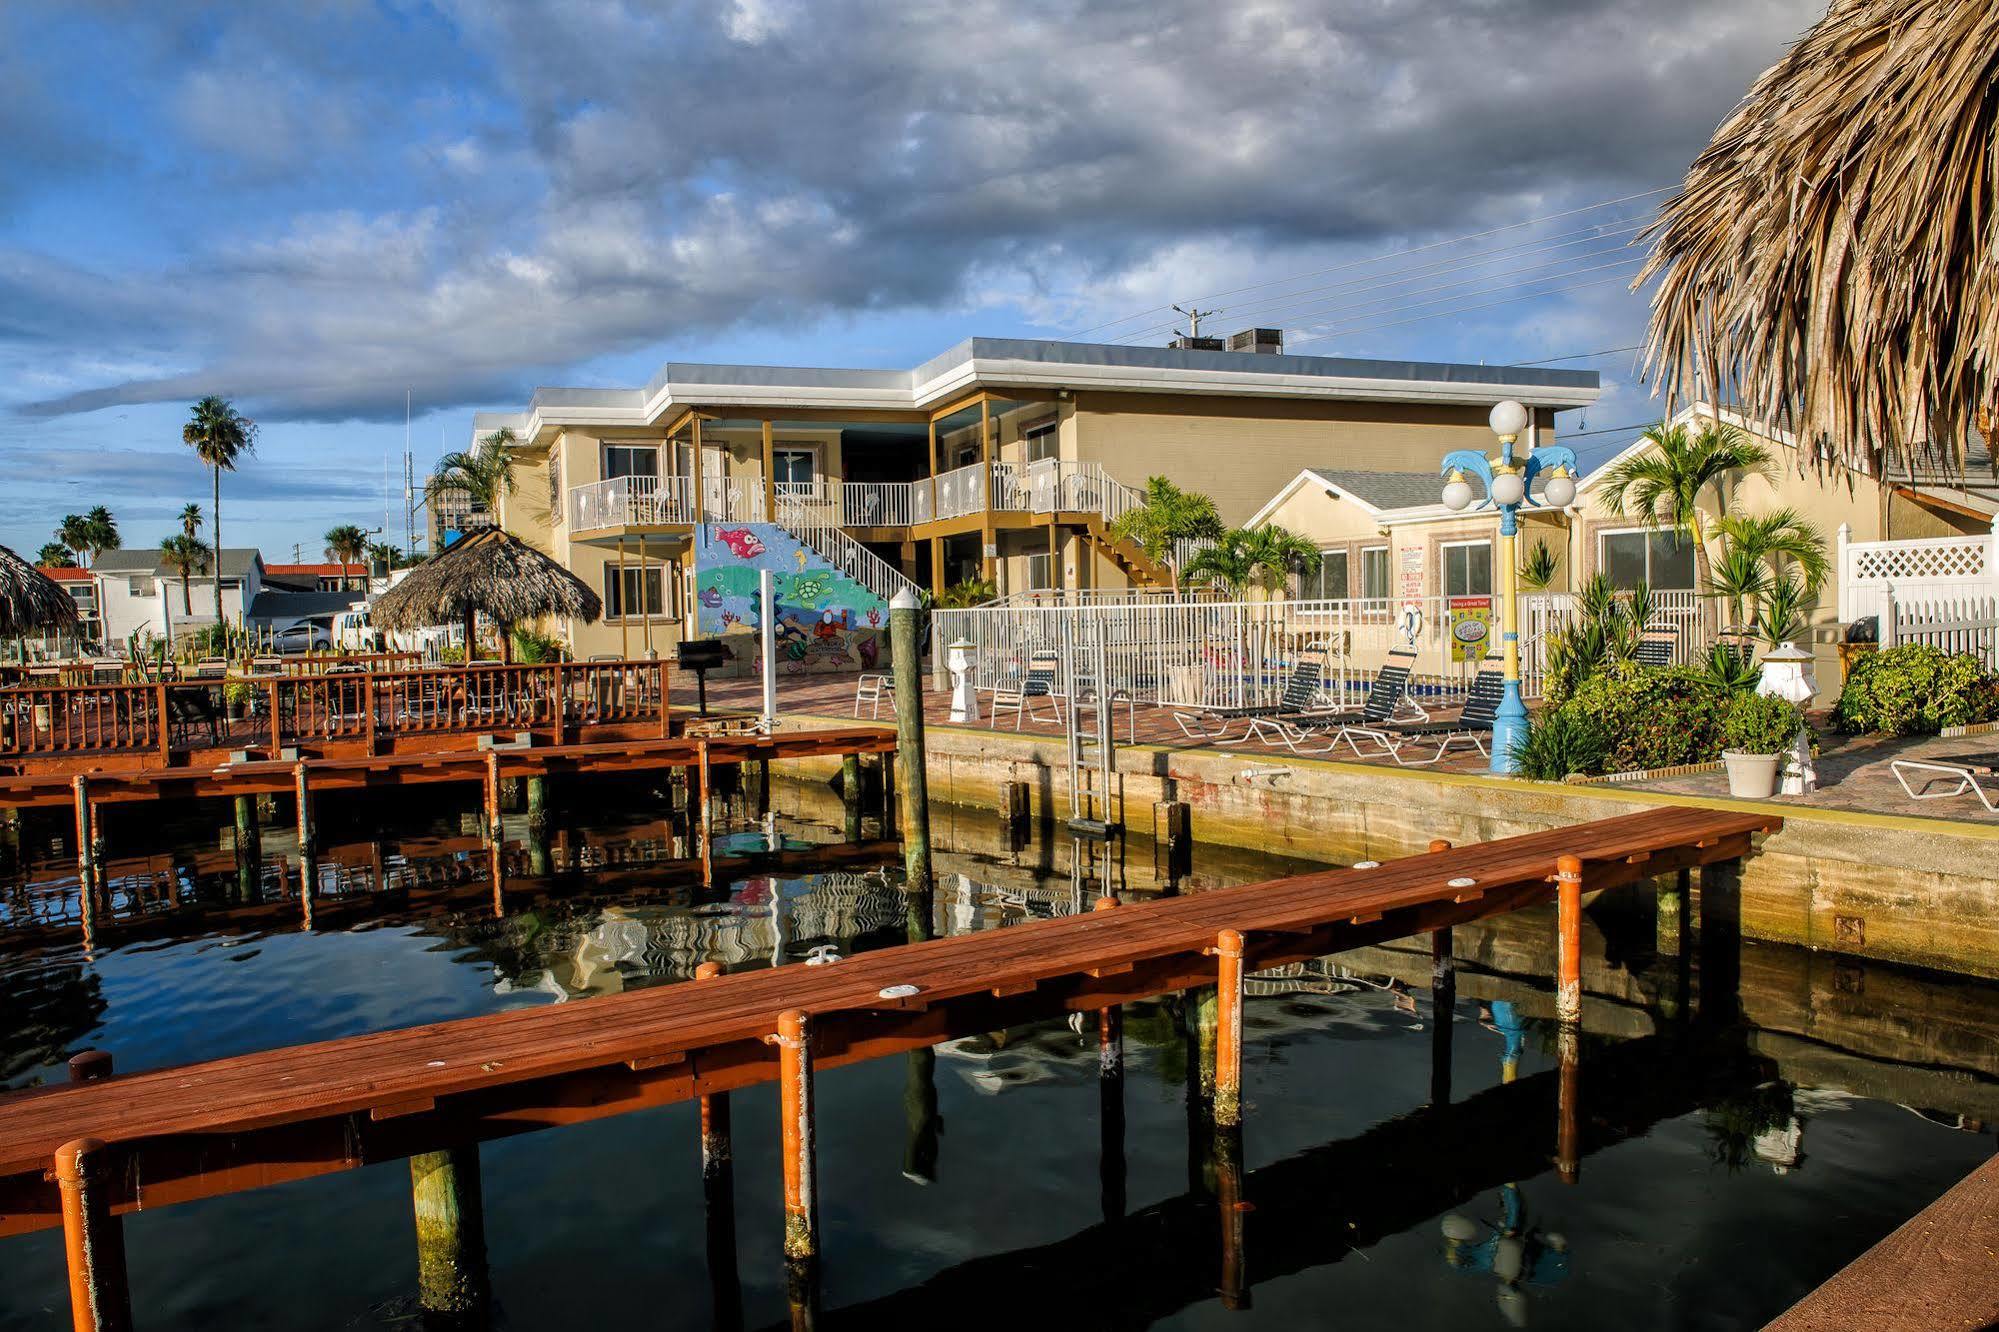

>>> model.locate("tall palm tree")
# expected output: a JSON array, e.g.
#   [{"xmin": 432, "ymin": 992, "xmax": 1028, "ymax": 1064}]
[
  {"xmin": 178, "ymin": 503, "xmax": 203, "ymax": 541},
  {"xmin": 159, "ymin": 534, "xmax": 211, "ymax": 617},
  {"xmin": 1184, "ymin": 525, "xmax": 1321, "ymax": 598},
  {"xmin": 323, "ymin": 524, "xmax": 369, "ymax": 590},
  {"xmin": 55, "ymin": 514, "xmax": 93, "ymax": 568},
  {"xmin": 1596, "ymin": 419, "xmax": 1773, "ymax": 628},
  {"xmin": 431, "ymin": 428, "xmax": 519, "ymax": 518},
  {"xmin": 1707, "ymin": 507, "xmax": 1831, "ymax": 634},
  {"xmin": 83, "ymin": 507, "xmax": 120, "ymax": 565},
  {"xmin": 182, "ymin": 396, "xmax": 257, "ymax": 628},
  {"xmin": 1106, "ymin": 476, "xmax": 1224, "ymax": 590}
]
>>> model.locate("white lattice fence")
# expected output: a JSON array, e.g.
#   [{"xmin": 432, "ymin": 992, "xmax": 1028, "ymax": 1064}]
[{"xmin": 1838, "ymin": 521, "xmax": 1999, "ymax": 624}]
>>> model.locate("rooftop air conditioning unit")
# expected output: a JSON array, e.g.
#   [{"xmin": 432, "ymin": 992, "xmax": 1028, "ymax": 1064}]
[
  {"xmin": 1227, "ymin": 328, "xmax": 1283, "ymax": 354},
  {"xmin": 1169, "ymin": 335, "xmax": 1226, "ymax": 351}
]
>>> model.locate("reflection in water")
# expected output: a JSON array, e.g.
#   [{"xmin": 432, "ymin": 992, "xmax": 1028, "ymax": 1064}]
[{"xmin": 2, "ymin": 780, "xmax": 1998, "ymax": 1329}]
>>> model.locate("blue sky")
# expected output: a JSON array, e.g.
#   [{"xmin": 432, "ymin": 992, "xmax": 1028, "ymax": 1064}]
[{"xmin": 0, "ymin": 0, "xmax": 1825, "ymax": 561}]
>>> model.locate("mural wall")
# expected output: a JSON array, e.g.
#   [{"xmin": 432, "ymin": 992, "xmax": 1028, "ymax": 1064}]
[{"xmin": 694, "ymin": 524, "xmax": 890, "ymax": 675}]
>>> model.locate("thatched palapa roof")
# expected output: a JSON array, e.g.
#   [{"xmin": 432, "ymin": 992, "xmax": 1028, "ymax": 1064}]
[
  {"xmin": 0, "ymin": 544, "xmax": 80, "ymax": 637},
  {"xmin": 370, "ymin": 529, "xmax": 600, "ymax": 632},
  {"xmin": 1638, "ymin": 0, "xmax": 1999, "ymax": 476}
]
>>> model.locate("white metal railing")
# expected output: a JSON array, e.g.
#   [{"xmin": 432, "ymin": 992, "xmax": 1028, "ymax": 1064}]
[
  {"xmin": 774, "ymin": 480, "xmax": 840, "ymax": 529},
  {"xmin": 841, "ymin": 481, "xmax": 923, "ymax": 528},
  {"xmin": 934, "ymin": 462, "xmax": 989, "ymax": 520},
  {"xmin": 1881, "ymin": 591, "xmax": 1999, "ymax": 669},
  {"xmin": 1520, "ymin": 589, "xmax": 1708, "ymax": 695},
  {"xmin": 776, "ymin": 489, "xmax": 921, "ymax": 606},
  {"xmin": 568, "ymin": 475, "xmax": 768, "ymax": 529},
  {"xmin": 1838, "ymin": 520, "xmax": 1999, "ymax": 624}
]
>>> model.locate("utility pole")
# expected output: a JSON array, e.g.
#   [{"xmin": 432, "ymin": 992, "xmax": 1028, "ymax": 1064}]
[{"xmin": 1172, "ymin": 304, "xmax": 1220, "ymax": 339}]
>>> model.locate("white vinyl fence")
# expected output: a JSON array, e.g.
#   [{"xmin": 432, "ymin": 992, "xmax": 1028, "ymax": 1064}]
[
  {"xmin": 1880, "ymin": 592, "xmax": 1999, "ymax": 670},
  {"xmin": 1838, "ymin": 520, "xmax": 1999, "ymax": 626}
]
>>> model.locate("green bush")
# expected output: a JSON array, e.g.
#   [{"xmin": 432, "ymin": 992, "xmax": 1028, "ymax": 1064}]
[
  {"xmin": 1722, "ymin": 691, "xmax": 1805, "ymax": 754},
  {"xmin": 1509, "ymin": 707, "xmax": 1610, "ymax": 780},
  {"xmin": 1832, "ymin": 644, "xmax": 1999, "ymax": 735},
  {"xmin": 1563, "ymin": 660, "xmax": 1729, "ymax": 772},
  {"xmin": 510, "ymin": 626, "xmax": 564, "ymax": 663}
]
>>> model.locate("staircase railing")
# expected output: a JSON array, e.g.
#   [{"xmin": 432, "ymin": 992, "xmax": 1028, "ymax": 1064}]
[{"xmin": 774, "ymin": 493, "xmax": 922, "ymax": 606}]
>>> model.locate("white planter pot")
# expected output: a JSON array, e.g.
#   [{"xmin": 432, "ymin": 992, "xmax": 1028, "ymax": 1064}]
[{"xmin": 1721, "ymin": 751, "xmax": 1782, "ymax": 799}]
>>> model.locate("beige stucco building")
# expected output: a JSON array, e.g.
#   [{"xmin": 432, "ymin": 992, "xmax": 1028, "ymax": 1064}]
[{"xmin": 468, "ymin": 337, "xmax": 1599, "ymax": 659}]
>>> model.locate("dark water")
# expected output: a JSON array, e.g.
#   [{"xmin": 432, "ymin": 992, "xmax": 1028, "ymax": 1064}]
[{"xmin": 0, "ymin": 776, "xmax": 1994, "ymax": 1330}]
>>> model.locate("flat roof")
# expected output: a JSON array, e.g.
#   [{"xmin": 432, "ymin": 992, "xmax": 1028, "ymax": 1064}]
[{"xmin": 471, "ymin": 337, "xmax": 1600, "ymax": 445}]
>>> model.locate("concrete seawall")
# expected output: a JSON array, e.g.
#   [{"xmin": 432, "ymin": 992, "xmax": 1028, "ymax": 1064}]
[{"xmin": 773, "ymin": 717, "xmax": 1999, "ymax": 979}]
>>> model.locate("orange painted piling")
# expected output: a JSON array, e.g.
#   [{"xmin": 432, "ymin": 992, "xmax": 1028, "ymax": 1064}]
[
  {"xmin": 774, "ymin": 1009, "xmax": 817, "ymax": 1264},
  {"xmin": 1211, "ymin": 929, "xmax": 1246, "ymax": 1128},
  {"xmin": 293, "ymin": 762, "xmax": 315, "ymax": 929},
  {"xmin": 697, "ymin": 743, "xmax": 714, "ymax": 886},
  {"xmin": 54, "ymin": 1138, "xmax": 131, "ymax": 1332},
  {"xmin": 1216, "ymin": 1119, "xmax": 1248, "ymax": 1311},
  {"xmin": 1555, "ymin": 854, "xmax": 1584, "ymax": 1027},
  {"xmin": 1556, "ymin": 1023, "xmax": 1581, "ymax": 1186},
  {"xmin": 66, "ymin": 1051, "xmax": 113, "ymax": 1084},
  {"xmin": 695, "ymin": 963, "xmax": 732, "ymax": 1182},
  {"xmin": 482, "ymin": 751, "xmax": 502, "ymax": 845}
]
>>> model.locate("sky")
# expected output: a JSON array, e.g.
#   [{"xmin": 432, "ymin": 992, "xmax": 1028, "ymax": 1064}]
[{"xmin": 0, "ymin": 0, "xmax": 1828, "ymax": 563}]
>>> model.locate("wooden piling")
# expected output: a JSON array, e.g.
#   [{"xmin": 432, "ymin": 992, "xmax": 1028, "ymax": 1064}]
[
  {"xmin": 54, "ymin": 1137, "xmax": 131, "ymax": 1332},
  {"xmin": 525, "ymin": 775, "xmax": 549, "ymax": 835},
  {"xmin": 1189, "ymin": 983, "xmax": 1219, "ymax": 1103},
  {"xmin": 1658, "ymin": 866, "xmax": 1688, "ymax": 956},
  {"xmin": 1211, "ymin": 929, "xmax": 1246, "ymax": 1127},
  {"xmin": 841, "ymin": 753, "xmax": 862, "ymax": 842},
  {"xmin": 482, "ymin": 751, "xmax": 502, "ymax": 845},
  {"xmin": 71, "ymin": 775, "xmax": 95, "ymax": 910},
  {"xmin": 1001, "ymin": 780, "xmax": 1031, "ymax": 827},
  {"xmin": 888, "ymin": 588, "xmax": 932, "ymax": 891},
  {"xmin": 774, "ymin": 1009, "xmax": 817, "ymax": 1264},
  {"xmin": 697, "ymin": 742, "xmax": 715, "ymax": 886},
  {"xmin": 1215, "ymin": 1117, "xmax": 1248, "ymax": 1311},
  {"xmin": 67, "ymin": 1051, "xmax": 113, "ymax": 1083},
  {"xmin": 1428, "ymin": 838, "xmax": 1456, "ymax": 1103},
  {"xmin": 1556, "ymin": 1021, "xmax": 1581, "ymax": 1186},
  {"xmin": 408, "ymin": 1146, "xmax": 491, "ymax": 1321},
  {"xmin": 695, "ymin": 962, "xmax": 733, "ymax": 1184},
  {"xmin": 1157, "ymin": 799, "xmax": 1192, "ymax": 883},
  {"xmin": 233, "ymin": 794, "xmax": 260, "ymax": 904},
  {"xmin": 902, "ymin": 1047, "xmax": 940, "ymax": 1185},
  {"xmin": 293, "ymin": 762, "xmax": 315, "ymax": 928},
  {"xmin": 1555, "ymin": 854, "xmax": 1583, "ymax": 1027}
]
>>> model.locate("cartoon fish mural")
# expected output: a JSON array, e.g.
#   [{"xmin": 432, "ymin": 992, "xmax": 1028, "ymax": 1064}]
[
  {"xmin": 717, "ymin": 528, "xmax": 767, "ymax": 560},
  {"xmin": 698, "ymin": 585, "xmax": 723, "ymax": 608}
]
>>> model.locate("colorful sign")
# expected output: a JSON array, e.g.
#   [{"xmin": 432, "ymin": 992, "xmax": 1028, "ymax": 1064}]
[
  {"xmin": 695, "ymin": 524, "xmax": 889, "ymax": 675},
  {"xmin": 1449, "ymin": 596, "xmax": 1494, "ymax": 664}
]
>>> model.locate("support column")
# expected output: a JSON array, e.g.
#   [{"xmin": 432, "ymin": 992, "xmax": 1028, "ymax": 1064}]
[
  {"xmin": 902, "ymin": 1047, "xmax": 940, "ymax": 1186},
  {"xmin": 1189, "ymin": 983, "xmax": 1219, "ymax": 1105},
  {"xmin": 1155, "ymin": 799, "xmax": 1192, "ymax": 887},
  {"xmin": 774, "ymin": 1009, "xmax": 818, "ymax": 1268},
  {"xmin": 927, "ymin": 417, "xmax": 945, "ymax": 596},
  {"xmin": 1556, "ymin": 1022, "xmax": 1582, "ymax": 1186},
  {"xmin": 71, "ymin": 774, "xmax": 95, "ymax": 912},
  {"xmin": 54, "ymin": 1138, "xmax": 131, "ymax": 1332},
  {"xmin": 840, "ymin": 753, "xmax": 862, "ymax": 843},
  {"xmin": 1698, "ymin": 856, "xmax": 1744, "ymax": 1027},
  {"xmin": 1095, "ymin": 896, "xmax": 1125, "ymax": 1225},
  {"xmin": 618, "ymin": 537, "xmax": 630, "ymax": 659},
  {"xmin": 696, "ymin": 962, "xmax": 734, "ymax": 1186},
  {"xmin": 699, "ymin": 976, "xmax": 743, "ymax": 1332},
  {"xmin": 1211, "ymin": 929, "xmax": 1245, "ymax": 1127},
  {"xmin": 294, "ymin": 762, "xmax": 315, "ymax": 929},
  {"xmin": 979, "ymin": 397, "xmax": 995, "ymax": 584},
  {"xmin": 889, "ymin": 589, "xmax": 932, "ymax": 891},
  {"xmin": 1555, "ymin": 854, "xmax": 1583, "ymax": 1026},
  {"xmin": 1431, "ymin": 838, "xmax": 1457, "ymax": 1109},
  {"xmin": 408, "ymin": 1146, "xmax": 492, "ymax": 1323},
  {"xmin": 1658, "ymin": 866, "xmax": 1688, "ymax": 956},
  {"xmin": 526, "ymin": 775, "xmax": 551, "ymax": 879},
  {"xmin": 697, "ymin": 743, "xmax": 714, "ymax": 886},
  {"xmin": 233, "ymin": 794, "xmax": 260, "ymax": 905},
  {"xmin": 761, "ymin": 419, "xmax": 776, "ymax": 523}
]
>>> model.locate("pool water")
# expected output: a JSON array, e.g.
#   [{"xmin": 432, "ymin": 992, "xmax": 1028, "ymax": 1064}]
[{"xmin": 0, "ymin": 777, "xmax": 1992, "ymax": 1330}]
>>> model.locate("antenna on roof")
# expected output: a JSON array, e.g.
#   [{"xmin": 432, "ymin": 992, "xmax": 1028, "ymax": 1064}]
[{"xmin": 1171, "ymin": 304, "xmax": 1220, "ymax": 339}]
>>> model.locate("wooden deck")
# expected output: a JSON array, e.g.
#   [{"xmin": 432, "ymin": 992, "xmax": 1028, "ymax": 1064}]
[{"xmin": 0, "ymin": 804, "xmax": 1774, "ymax": 1237}]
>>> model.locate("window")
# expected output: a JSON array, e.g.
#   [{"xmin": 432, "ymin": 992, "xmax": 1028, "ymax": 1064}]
[
  {"xmin": 1023, "ymin": 419, "xmax": 1059, "ymax": 463},
  {"xmin": 603, "ymin": 564, "xmax": 666, "ymax": 619},
  {"xmin": 603, "ymin": 444, "xmax": 659, "ymax": 480},
  {"xmin": 1442, "ymin": 540, "xmax": 1493, "ymax": 598},
  {"xmin": 1025, "ymin": 551, "xmax": 1055, "ymax": 591},
  {"xmin": 772, "ymin": 446, "xmax": 816, "ymax": 485},
  {"xmin": 1598, "ymin": 528, "xmax": 1695, "ymax": 590},
  {"xmin": 1360, "ymin": 546, "xmax": 1390, "ymax": 600},
  {"xmin": 1304, "ymin": 549, "xmax": 1349, "ymax": 600}
]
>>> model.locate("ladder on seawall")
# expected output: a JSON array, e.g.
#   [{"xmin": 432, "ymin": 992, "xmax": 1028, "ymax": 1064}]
[{"xmin": 1061, "ymin": 613, "xmax": 1121, "ymax": 841}]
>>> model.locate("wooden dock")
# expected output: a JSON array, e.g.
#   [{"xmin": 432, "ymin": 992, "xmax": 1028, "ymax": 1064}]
[{"xmin": 0, "ymin": 804, "xmax": 1773, "ymax": 1243}]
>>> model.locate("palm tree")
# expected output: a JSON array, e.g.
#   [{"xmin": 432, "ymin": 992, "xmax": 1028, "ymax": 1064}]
[
  {"xmin": 1596, "ymin": 419, "xmax": 1773, "ymax": 630},
  {"xmin": 182, "ymin": 396, "xmax": 258, "ymax": 628},
  {"xmin": 83, "ymin": 507, "xmax": 120, "ymax": 564},
  {"xmin": 55, "ymin": 514, "xmax": 93, "ymax": 568},
  {"xmin": 1107, "ymin": 476, "xmax": 1224, "ymax": 590},
  {"xmin": 1707, "ymin": 507, "xmax": 1831, "ymax": 636},
  {"xmin": 431, "ymin": 428, "xmax": 519, "ymax": 517},
  {"xmin": 158, "ymin": 534, "xmax": 211, "ymax": 617},
  {"xmin": 1184, "ymin": 525, "xmax": 1321, "ymax": 598},
  {"xmin": 36, "ymin": 542, "xmax": 76, "ymax": 569},
  {"xmin": 177, "ymin": 503, "xmax": 203, "ymax": 541},
  {"xmin": 323, "ymin": 524, "xmax": 369, "ymax": 590}
]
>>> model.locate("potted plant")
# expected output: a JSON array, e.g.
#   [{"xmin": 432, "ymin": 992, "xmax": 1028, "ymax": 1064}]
[{"xmin": 1721, "ymin": 691, "xmax": 1804, "ymax": 798}]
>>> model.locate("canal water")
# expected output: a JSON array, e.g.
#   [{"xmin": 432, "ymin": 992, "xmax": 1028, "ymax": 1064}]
[{"xmin": 0, "ymin": 775, "xmax": 1994, "ymax": 1329}]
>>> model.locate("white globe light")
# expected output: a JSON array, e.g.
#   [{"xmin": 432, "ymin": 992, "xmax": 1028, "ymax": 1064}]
[
  {"xmin": 1489, "ymin": 471, "xmax": 1526, "ymax": 506},
  {"xmin": 1441, "ymin": 477, "xmax": 1474, "ymax": 511},
  {"xmin": 1542, "ymin": 472, "xmax": 1577, "ymax": 507},
  {"xmin": 1488, "ymin": 399, "xmax": 1529, "ymax": 439}
]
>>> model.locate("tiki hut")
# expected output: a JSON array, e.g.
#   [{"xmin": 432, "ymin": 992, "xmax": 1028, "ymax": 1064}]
[
  {"xmin": 0, "ymin": 544, "xmax": 80, "ymax": 640},
  {"xmin": 370, "ymin": 529, "xmax": 600, "ymax": 662},
  {"xmin": 1638, "ymin": 0, "xmax": 1999, "ymax": 476}
]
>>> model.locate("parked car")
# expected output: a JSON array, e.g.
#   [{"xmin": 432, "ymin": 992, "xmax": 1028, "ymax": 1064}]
[{"xmin": 272, "ymin": 618, "xmax": 334, "ymax": 653}]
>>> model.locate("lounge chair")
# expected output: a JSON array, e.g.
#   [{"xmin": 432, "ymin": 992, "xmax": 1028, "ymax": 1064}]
[
  {"xmin": 1891, "ymin": 753, "xmax": 1999, "ymax": 814},
  {"xmin": 1242, "ymin": 649, "xmax": 1422, "ymax": 755},
  {"xmin": 1335, "ymin": 667, "xmax": 1502, "ymax": 766},
  {"xmin": 1171, "ymin": 647, "xmax": 1329, "ymax": 745},
  {"xmin": 1635, "ymin": 625, "xmax": 1679, "ymax": 668},
  {"xmin": 990, "ymin": 650, "xmax": 1066, "ymax": 730}
]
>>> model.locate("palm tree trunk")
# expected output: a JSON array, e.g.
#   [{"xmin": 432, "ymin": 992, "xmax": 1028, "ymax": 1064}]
[
  {"xmin": 211, "ymin": 466, "xmax": 224, "ymax": 632},
  {"xmin": 182, "ymin": 574, "xmax": 191, "ymax": 616},
  {"xmin": 1690, "ymin": 510, "xmax": 1722, "ymax": 639}
]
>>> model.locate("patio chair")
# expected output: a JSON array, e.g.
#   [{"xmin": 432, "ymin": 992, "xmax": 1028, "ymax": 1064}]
[
  {"xmin": 1244, "ymin": 649, "xmax": 1423, "ymax": 755},
  {"xmin": 1890, "ymin": 754, "xmax": 1999, "ymax": 814},
  {"xmin": 1334, "ymin": 667, "xmax": 1503, "ymax": 766},
  {"xmin": 1635, "ymin": 624, "xmax": 1680, "ymax": 668},
  {"xmin": 990, "ymin": 650, "xmax": 1066, "ymax": 730},
  {"xmin": 165, "ymin": 686, "xmax": 223, "ymax": 750},
  {"xmin": 1171, "ymin": 646, "xmax": 1328, "ymax": 745},
  {"xmin": 854, "ymin": 672, "xmax": 894, "ymax": 718}
]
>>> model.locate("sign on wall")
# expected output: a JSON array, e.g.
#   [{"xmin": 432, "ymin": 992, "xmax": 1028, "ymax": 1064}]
[{"xmin": 1449, "ymin": 597, "xmax": 1493, "ymax": 664}]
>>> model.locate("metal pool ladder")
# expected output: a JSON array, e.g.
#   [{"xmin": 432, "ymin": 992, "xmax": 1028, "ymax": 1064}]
[{"xmin": 1061, "ymin": 613, "xmax": 1120, "ymax": 840}]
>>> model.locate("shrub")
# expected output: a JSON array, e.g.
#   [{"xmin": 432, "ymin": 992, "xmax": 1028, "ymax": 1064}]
[
  {"xmin": 510, "ymin": 626, "xmax": 564, "ymax": 663},
  {"xmin": 1563, "ymin": 660, "xmax": 1729, "ymax": 772},
  {"xmin": 1722, "ymin": 691, "xmax": 1805, "ymax": 754},
  {"xmin": 1831, "ymin": 644, "xmax": 1999, "ymax": 735},
  {"xmin": 1696, "ymin": 640, "xmax": 1760, "ymax": 695},
  {"xmin": 1509, "ymin": 707, "xmax": 1610, "ymax": 780}
]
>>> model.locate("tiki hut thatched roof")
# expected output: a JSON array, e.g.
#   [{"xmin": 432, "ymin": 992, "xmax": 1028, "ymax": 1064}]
[
  {"xmin": 0, "ymin": 544, "xmax": 80, "ymax": 638},
  {"xmin": 1638, "ymin": 0, "xmax": 1999, "ymax": 476},
  {"xmin": 370, "ymin": 529, "xmax": 601, "ymax": 632}
]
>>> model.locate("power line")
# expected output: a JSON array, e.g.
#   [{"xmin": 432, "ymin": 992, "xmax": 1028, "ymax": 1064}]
[
  {"xmin": 1507, "ymin": 345, "xmax": 1643, "ymax": 367},
  {"xmin": 1068, "ymin": 185, "xmax": 1674, "ymax": 336},
  {"xmin": 1287, "ymin": 267, "xmax": 1647, "ymax": 350}
]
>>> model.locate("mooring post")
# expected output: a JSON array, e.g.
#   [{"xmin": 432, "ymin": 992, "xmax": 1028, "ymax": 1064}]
[
  {"xmin": 1555, "ymin": 854, "xmax": 1583, "ymax": 1027},
  {"xmin": 903, "ymin": 1046, "xmax": 940, "ymax": 1185},
  {"xmin": 1156, "ymin": 799, "xmax": 1192, "ymax": 884},
  {"xmin": 840, "ymin": 752, "xmax": 863, "ymax": 842},
  {"xmin": 233, "ymin": 793, "xmax": 260, "ymax": 905},
  {"xmin": 526, "ymin": 775, "xmax": 549, "ymax": 836},
  {"xmin": 54, "ymin": 1137, "xmax": 131, "ymax": 1332},
  {"xmin": 483, "ymin": 751, "xmax": 502, "ymax": 845},
  {"xmin": 1215, "ymin": 1115, "xmax": 1248, "ymax": 1312},
  {"xmin": 1556, "ymin": 1022, "xmax": 1582, "ymax": 1186},
  {"xmin": 1210, "ymin": 929, "xmax": 1246, "ymax": 1127},
  {"xmin": 1658, "ymin": 866, "xmax": 1688, "ymax": 956},
  {"xmin": 1697, "ymin": 856, "xmax": 1745, "ymax": 1027},
  {"xmin": 1094, "ymin": 896, "xmax": 1126, "ymax": 1223},
  {"xmin": 293, "ymin": 761, "xmax": 315, "ymax": 928},
  {"xmin": 71, "ymin": 774, "xmax": 95, "ymax": 911},
  {"xmin": 1429, "ymin": 840, "xmax": 1456, "ymax": 1105},
  {"xmin": 697, "ymin": 742, "xmax": 715, "ymax": 886},
  {"xmin": 1001, "ymin": 780, "xmax": 1031, "ymax": 828},
  {"xmin": 68, "ymin": 1050, "xmax": 114, "ymax": 1083},
  {"xmin": 773, "ymin": 1009, "xmax": 818, "ymax": 1268},
  {"xmin": 888, "ymin": 587, "xmax": 932, "ymax": 891},
  {"xmin": 695, "ymin": 962, "xmax": 733, "ymax": 1186},
  {"xmin": 408, "ymin": 1146, "xmax": 492, "ymax": 1323}
]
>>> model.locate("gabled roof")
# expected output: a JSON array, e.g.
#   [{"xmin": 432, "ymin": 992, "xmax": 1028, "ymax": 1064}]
[
  {"xmin": 1246, "ymin": 467, "xmax": 1455, "ymax": 528},
  {"xmin": 265, "ymin": 562, "xmax": 365, "ymax": 579},
  {"xmin": 92, "ymin": 548, "xmax": 265, "ymax": 579},
  {"xmin": 246, "ymin": 589, "xmax": 365, "ymax": 622}
]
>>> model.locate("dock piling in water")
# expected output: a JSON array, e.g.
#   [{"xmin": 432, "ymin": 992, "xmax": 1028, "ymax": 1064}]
[
  {"xmin": 695, "ymin": 962, "xmax": 733, "ymax": 1185},
  {"xmin": 1555, "ymin": 854, "xmax": 1583, "ymax": 1027},
  {"xmin": 774, "ymin": 1009, "xmax": 818, "ymax": 1266},
  {"xmin": 67, "ymin": 1050, "xmax": 113, "ymax": 1083},
  {"xmin": 293, "ymin": 762, "xmax": 315, "ymax": 927},
  {"xmin": 233, "ymin": 794, "xmax": 260, "ymax": 904},
  {"xmin": 841, "ymin": 753, "xmax": 863, "ymax": 842},
  {"xmin": 408, "ymin": 1146, "xmax": 491, "ymax": 1323},
  {"xmin": 1093, "ymin": 895, "xmax": 1126, "ymax": 1221},
  {"xmin": 888, "ymin": 588, "xmax": 932, "ymax": 891},
  {"xmin": 54, "ymin": 1137, "xmax": 131, "ymax": 1332},
  {"xmin": 1211, "ymin": 929, "xmax": 1246, "ymax": 1127}
]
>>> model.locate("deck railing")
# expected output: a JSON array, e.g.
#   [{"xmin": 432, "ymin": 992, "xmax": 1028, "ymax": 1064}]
[
  {"xmin": 569, "ymin": 476, "xmax": 768, "ymax": 530},
  {"xmin": 0, "ymin": 661, "xmax": 670, "ymax": 760}
]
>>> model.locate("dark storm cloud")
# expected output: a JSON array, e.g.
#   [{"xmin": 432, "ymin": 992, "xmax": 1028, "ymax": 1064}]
[{"xmin": 5, "ymin": 0, "xmax": 1824, "ymax": 422}]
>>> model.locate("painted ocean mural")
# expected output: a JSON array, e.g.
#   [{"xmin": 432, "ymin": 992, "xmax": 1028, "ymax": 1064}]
[{"xmin": 694, "ymin": 524, "xmax": 890, "ymax": 674}]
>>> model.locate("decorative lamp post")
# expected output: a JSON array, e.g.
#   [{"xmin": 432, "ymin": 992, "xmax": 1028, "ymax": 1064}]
[
  {"xmin": 1440, "ymin": 400, "xmax": 1578, "ymax": 774},
  {"xmin": 946, "ymin": 637, "xmax": 980, "ymax": 723}
]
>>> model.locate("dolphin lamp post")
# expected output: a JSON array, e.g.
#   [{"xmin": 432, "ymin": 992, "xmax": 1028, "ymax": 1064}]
[{"xmin": 1440, "ymin": 400, "xmax": 1578, "ymax": 774}]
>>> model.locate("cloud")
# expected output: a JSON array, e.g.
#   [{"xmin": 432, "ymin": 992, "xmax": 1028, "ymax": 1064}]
[{"xmin": 3, "ymin": 0, "xmax": 1825, "ymax": 423}]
